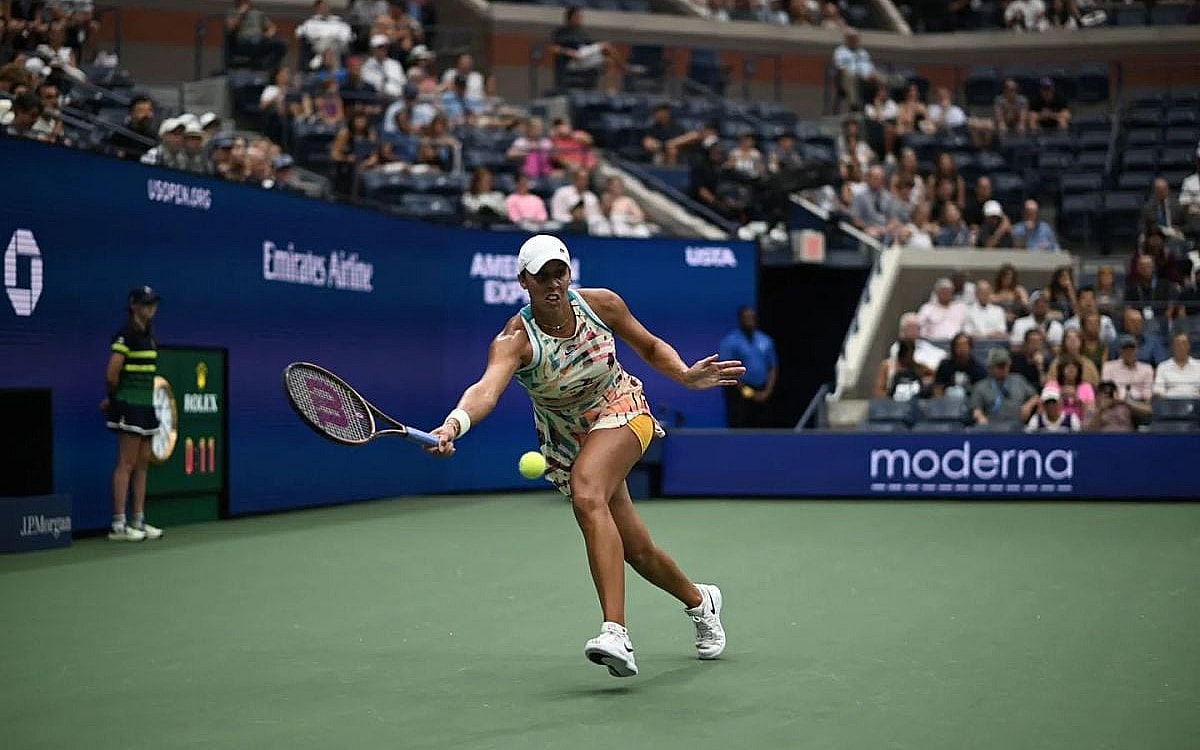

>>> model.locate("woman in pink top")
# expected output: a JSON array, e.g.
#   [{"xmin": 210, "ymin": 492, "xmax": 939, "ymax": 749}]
[
  {"xmin": 1045, "ymin": 355, "xmax": 1094, "ymax": 421},
  {"xmin": 505, "ymin": 173, "xmax": 548, "ymax": 225},
  {"xmin": 506, "ymin": 117, "xmax": 555, "ymax": 179}
]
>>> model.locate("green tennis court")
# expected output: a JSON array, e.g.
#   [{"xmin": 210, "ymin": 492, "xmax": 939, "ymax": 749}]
[{"xmin": 3, "ymin": 495, "xmax": 1198, "ymax": 749}]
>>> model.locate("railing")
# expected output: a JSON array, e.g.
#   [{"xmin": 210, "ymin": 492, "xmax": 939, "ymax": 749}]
[{"xmin": 793, "ymin": 381, "xmax": 832, "ymax": 430}]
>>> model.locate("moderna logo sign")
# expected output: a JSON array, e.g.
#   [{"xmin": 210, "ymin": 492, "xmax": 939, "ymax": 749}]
[
  {"xmin": 868, "ymin": 441, "xmax": 1074, "ymax": 494},
  {"xmin": 5, "ymin": 229, "xmax": 44, "ymax": 317}
]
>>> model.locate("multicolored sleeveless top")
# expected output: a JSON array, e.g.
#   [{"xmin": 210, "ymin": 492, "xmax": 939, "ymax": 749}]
[{"xmin": 515, "ymin": 289, "xmax": 663, "ymax": 496}]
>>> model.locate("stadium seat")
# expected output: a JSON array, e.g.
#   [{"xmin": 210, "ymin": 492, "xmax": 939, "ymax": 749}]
[
  {"xmin": 395, "ymin": 193, "xmax": 458, "ymax": 223},
  {"xmin": 1073, "ymin": 113, "xmax": 1111, "ymax": 134},
  {"xmin": 1038, "ymin": 132, "xmax": 1077, "ymax": 154},
  {"xmin": 1058, "ymin": 192, "xmax": 1102, "ymax": 243},
  {"xmin": 624, "ymin": 44, "xmax": 667, "ymax": 93},
  {"xmin": 643, "ymin": 165, "xmax": 692, "ymax": 194},
  {"xmin": 990, "ymin": 172, "xmax": 1025, "ymax": 207},
  {"xmin": 1165, "ymin": 126, "xmax": 1200, "ymax": 146},
  {"xmin": 866, "ymin": 398, "xmax": 917, "ymax": 428},
  {"xmin": 1001, "ymin": 64, "xmax": 1039, "ymax": 102},
  {"xmin": 1125, "ymin": 128, "xmax": 1162, "ymax": 148},
  {"xmin": 1122, "ymin": 148, "xmax": 1159, "ymax": 172},
  {"xmin": 1151, "ymin": 398, "xmax": 1200, "ymax": 424},
  {"xmin": 1073, "ymin": 63, "xmax": 1110, "ymax": 104},
  {"xmin": 1162, "ymin": 170, "xmax": 1192, "ymax": 191},
  {"xmin": 1161, "ymin": 147, "xmax": 1196, "ymax": 171},
  {"xmin": 1124, "ymin": 106, "xmax": 1163, "ymax": 129},
  {"xmin": 685, "ymin": 49, "xmax": 729, "ymax": 96},
  {"xmin": 917, "ymin": 397, "xmax": 970, "ymax": 427},
  {"xmin": 1102, "ymin": 191, "xmax": 1147, "ymax": 243},
  {"xmin": 1059, "ymin": 172, "xmax": 1104, "ymax": 195},
  {"xmin": 1116, "ymin": 171, "xmax": 1155, "ymax": 192},
  {"xmin": 1077, "ymin": 130, "xmax": 1112, "ymax": 152},
  {"xmin": 1074, "ymin": 150, "xmax": 1110, "ymax": 173},
  {"xmin": 1166, "ymin": 109, "xmax": 1198, "ymax": 128}
]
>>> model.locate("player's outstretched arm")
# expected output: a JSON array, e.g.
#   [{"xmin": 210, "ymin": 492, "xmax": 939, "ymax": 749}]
[
  {"xmin": 581, "ymin": 288, "xmax": 745, "ymax": 390},
  {"xmin": 426, "ymin": 317, "xmax": 529, "ymax": 456}
]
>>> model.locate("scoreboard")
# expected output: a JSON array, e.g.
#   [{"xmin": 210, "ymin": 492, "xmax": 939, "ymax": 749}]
[{"xmin": 146, "ymin": 347, "xmax": 228, "ymax": 524}]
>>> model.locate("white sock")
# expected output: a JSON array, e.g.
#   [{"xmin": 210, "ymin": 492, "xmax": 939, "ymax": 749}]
[{"xmin": 112, "ymin": 514, "xmax": 126, "ymax": 530}]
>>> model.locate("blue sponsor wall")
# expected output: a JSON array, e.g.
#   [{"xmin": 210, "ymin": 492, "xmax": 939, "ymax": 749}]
[
  {"xmin": 0, "ymin": 139, "xmax": 755, "ymax": 529},
  {"xmin": 662, "ymin": 432, "xmax": 1200, "ymax": 498}
]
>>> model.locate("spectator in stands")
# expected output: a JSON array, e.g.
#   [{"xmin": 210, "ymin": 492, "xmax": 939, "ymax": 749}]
[
  {"xmin": 1012, "ymin": 199, "xmax": 1060, "ymax": 251},
  {"xmin": 330, "ymin": 107, "xmax": 380, "ymax": 193},
  {"xmin": 297, "ymin": 0, "xmax": 354, "ymax": 68},
  {"xmin": 1026, "ymin": 386, "xmax": 1081, "ymax": 432},
  {"xmin": 1011, "ymin": 290, "xmax": 1064, "ymax": 348},
  {"xmin": 1141, "ymin": 177, "xmax": 1186, "ymax": 238},
  {"xmin": 603, "ymin": 177, "xmax": 650, "ymax": 238},
  {"xmin": 892, "ymin": 203, "xmax": 935, "ymax": 250},
  {"xmin": 1011, "ymin": 328, "xmax": 1050, "ymax": 386},
  {"xmin": 894, "ymin": 83, "xmax": 928, "ymax": 139},
  {"xmin": 108, "ymin": 94, "xmax": 155, "ymax": 160},
  {"xmin": 718, "ymin": 306, "xmax": 778, "ymax": 426},
  {"xmin": 1005, "ymin": 0, "xmax": 1048, "ymax": 30},
  {"xmin": 270, "ymin": 153, "xmax": 298, "ymax": 192},
  {"xmin": 441, "ymin": 53, "xmax": 485, "ymax": 100},
  {"xmin": 226, "ymin": 0, "xmax": 287, "ymax": 71},
  {"xmin": 260, "ymin": 67, "xmax": 305, "ymax": 143},
  {"xmin": 507, "ymin": 117, "xmax": 554, "ymax": 179},
  {"xmin": 890, "ymin": 148, "xmax": 925, "ymax": 212},
  {"xmin": 971, "ymin": 347, "xmax": 1040, "ymax": 427},
  {"xmin": 935, "ymin": 203, "xmax": 972, "ymax": 247},
  {"xmin": 864, "ymin": 83, "xmax": 898, "ymax": 159},
  {"xmin": 1050, "ymin": 356, "xmax": 1095, "ymax": 425},
  {"xmin": 964, "ymin": 280, "xmax": 1009, "ymax": 340},
  {"xmin": 931, "ymin": 152, "xmax": 966, "ymax": 208},
  {"xmin": 1076, "ymin": 313, "xmax": 1108, "ymax": 373},
  {"xmin": 875, "ymin": 338, "xmax": 932, "ymax": 401},
  {"xmin": 505, "ymin": 173, "xmax": 549, "ymax": 229},
  {"xmin": 930, "ymin": 179, "xmax": 959, "ymax": 230},
  {"xmin": 419, "ymin": 113, "xmax": 458, "ymax": 172},
  {"xmin": 831, "ymin": 28, "xmax": 876, "ymax": 112},
  {"xmin": 405, "ymin": 47, "xmax": 439, "ymax": 96},
  {"xmin": 1030, "ymin": 77, "xmax": 1070, "ymax": 130},
  {"xmin": 361, "ymin": 34, "xmax": 405, "ymax": 97},
  {"xmin": 242, "ymin": 144, "xmax": 273, "ymax": 187},
  {"xmin": 1092, "ymin": 264, "xmax": 1120, "ymax": 318},
  {"xmin": 851, "ymin": 165, "xmax": 903, "ymax": 242},
  {"xmin": 340, "ymin": 56, "xmax": 379, "ymax": 113},
  {"xmin": 993, "ymin": 78, "xmax": 1030, "ymax": 137},
  {"xmin": 180, "ymin": 122, "xmax": 209, "ymax": 174},
  {"xmin": 550, "ymin": 168, "xmax": 600, "ymax": 225},
  {"xmin": 1046, "ymin": 265, "xmax": 1076, "ymax": 319},
  {"xmin": 1180, "ymin": 145, "xmax": 1200, "ymax": 223},
  {"xmin": 439, "ymin": 74, "xmax": 485, "ymax": 127},
  {"xmin": 1047, "ymin": 0, "xmax": 1082, "ymax": 29},
  {"xmin": 992, "ymin": 263, "xmax": 1030, "ymax": 324},
  {"xmin": 1102, "ymin": 334, "xmax": 1155, "ymax": 403},
  {"xmin": 727, "ymin": 132, "xmax": 766, "ymax": 182},
  {"xmin": 926, "ymin": 86, "xmax": 967, "ymax": 136},
  {"xmin": 549, "ymin": 117, "xmax": 596, "ymax": 173},
  {"xmin": 934, "ymin": 332, "xmax": 987, "ymax": 397},
  {"xmin": 1120, "ymin": 306, "xmax": 1169, "ymax": 367},
  {"xmin": 1064, "ymin": 285, "xmax": 1118, "ymax": 345},
  {"xmin": 835, "ymin": 117, "xmax": 874, "ymax": 178},
  {"xmin": 1124, "ymin": 253, "xmax": 1173, "ymax": 316},
  {"xmin": 29, "ymin": 80, "xmax": 60, "ymax": 142},
  {"xmin": 313, "ymin": 77, "xmax": 345, "ymax": 128},
  {"xmin": 692, "ymin": 143, "xmax": 744, "ymax": 221},
  {"xmin": 641, "ymin": 104, "xmax": 695, "ymax": 167},
  {"xmin": 4, "ymin": 91, "xmax": 42, "ymax": 140},
  {"xmin": 1049, "ymin": 329, "xmax": 1100, "ymax": 385},
  {"xmin": 917, "ymin": 277, "xmax": 968, "ymax": 341},
  {"xmin": 891, "ymin": 311, "xmax": 949, "ymax": 372},
  {"xmin": 976, "ymin": 200, "xmax": 1014, "ymax": 248},
  {"xmin": 140, "ymin": 117, "xmax": 186, "ymax": 169},
  {"xmin": 461, "ymin": 167, "xmax": 508, "ymax": 228},
  {"xmin": 348, "ymin": 1, "xmax": 389, "ymax": 45},
  {"xmin": 962, "ymin": 176, "xmax": 992, "ymax": 230},
  {"xmin": 562, "ymin": 200, "xmax": 591, "ymax": 236},
  {"xmin": 1085, "ymin": 380, "xmax": 1136, "ymax": 432},
  {"xmin": 1131, "ymin": 224, "xmax": 1184, "ymax": 285},
  {"xmin": 1153, "ymin": 330, "xmax": 1200, "ymax": 399},
  {"xmin": 549, "ymin": 7, "xmax": 632, "ymax": 95}
]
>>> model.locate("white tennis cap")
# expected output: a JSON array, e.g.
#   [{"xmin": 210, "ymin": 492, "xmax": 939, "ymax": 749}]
[{"xmin": 517, "ymin": 234, "xmax": 571, "ymax": 274}]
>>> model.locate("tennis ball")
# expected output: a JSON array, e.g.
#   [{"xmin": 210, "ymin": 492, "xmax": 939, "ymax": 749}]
[
  {"xmin": 741, "ymin": 385, "xmax": 755, "ymax": 399},
  {"xmin": 518, "ymin": 451, "xmax": 546, "ymax": 479}
]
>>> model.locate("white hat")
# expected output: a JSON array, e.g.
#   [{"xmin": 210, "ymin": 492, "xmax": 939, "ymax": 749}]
[
  {"xmin": 1040, "ymin": 385, "xmax": 1060, "ymax": 402},
  {"xmin": 370, "ymin": 34, "xmax": 390, "ymax": 48},
  {"xmin": 199, "ymin": 112, "xmax": 221, "ymax": 129},
  {"xmin": 184, "ymin": 120, "xmax": 204, "ymax": 136},
  {"xmin": 517, "ymin": 234, "xmax": 571, "ymax": 275},
  {"xmin": 25, "ymin": 57, "xmax": 47, "ymax": 77},
  {"xmin": 0, "ymin": 99, "xmax": 12, "ymax": 126},
  {"xmin": 983, "ymin": 199, "xmax": 1004, "ymax": 218},
  {"xmin": 177, "ymin": 113, "xmax": 200, "ymax": 128},
  {"xmin": 410, "ymin": 44, "xmax": 433, "ymax": 59},
  {"xmin": 158, "ymin": 117, "xmax": 183, "ymax": 136}
]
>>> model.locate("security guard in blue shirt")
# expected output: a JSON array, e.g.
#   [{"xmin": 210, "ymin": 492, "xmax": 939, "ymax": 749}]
[{"xmin": 717, "ymin": 306, "xmax": 778, "ymax": 428}]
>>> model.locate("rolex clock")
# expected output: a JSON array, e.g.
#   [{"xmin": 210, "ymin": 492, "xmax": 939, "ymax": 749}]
[{"xmin": 150, "ymin": 374, "xmax": 178, "ymax": 464}]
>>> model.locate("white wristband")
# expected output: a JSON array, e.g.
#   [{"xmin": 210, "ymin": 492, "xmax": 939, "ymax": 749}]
[{"xmin": 447, "ymin": 408, "xmax": 471, "ymax": 438}]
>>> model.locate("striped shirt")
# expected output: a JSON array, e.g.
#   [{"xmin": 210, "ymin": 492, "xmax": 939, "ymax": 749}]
[{"xmin": 111, "ymin": 323, "xmax": 157, "ymax": 406}]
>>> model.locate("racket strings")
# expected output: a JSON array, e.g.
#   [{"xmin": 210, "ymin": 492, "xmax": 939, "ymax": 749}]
[{"xmin": 285, "ymin": 366, "xmax": 374, "ymax": 442}]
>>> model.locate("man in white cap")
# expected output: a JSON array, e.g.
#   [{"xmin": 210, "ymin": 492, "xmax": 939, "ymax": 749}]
[
  {"xmin": 181, "ymin": 120, "xmax": 209, "ymax": 173},
  {"xmin": 976, "ymin": 199, "xmax": 1014, "ymax": 249},
  {"xmin": 361, "ymin": 33, "xmax": 405, "ymax": 97},
  {"xmin": 140, "ymin": 117, "xmax": 187, "ymax": 169}
]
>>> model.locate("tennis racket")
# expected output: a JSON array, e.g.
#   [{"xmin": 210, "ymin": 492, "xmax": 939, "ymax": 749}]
[{"xmin": 282, "ymin": 362, "xmax": 439, "ymax": 448}]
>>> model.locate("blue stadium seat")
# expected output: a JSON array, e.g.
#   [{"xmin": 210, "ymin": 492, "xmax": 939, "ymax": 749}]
[
  {"xmin": 291, "ymin": 121, "xmax": 339, "ymax": 168},
  {"xmin": 1122, "ymin": 148, "xmax": 1159, "ymax": 171},
  {"xmin": 1116, "ymin": 172, "xmax": 1154, "ymax": 192},
  {"xmin": 1038, "ymin": 132, "xmax": 1078, "ymax": 154},
  {"xmin": 1161, "ymin": 146, "xmax": 1197, "ymax": 171},
  {"xmin": 1165, "ymin": 126, "xmax": 1200, "ymax": 146},
  {"xmin": 1125, "ymin": 128, "xmax": 1162, "ymax": 148},
  {"xmin": 1075, "ymin": 150, "xmax": 1110, "ymax": 173},
  {"xmin": 686, "ymin": 49, "xmax": 729, "ymax": 96},
  {"xmin": 867, "ymin": 398, "xmax": 917, "ymax": 428},
  {"xmin": 1078, "ymin": 130, "xmax": 1112, "ymax": 152},
  {"xmin": 1124, "ymin": 106, "xmax": 1163, "ymax": 128},
  {"xmin": 1072, "ymin": 113, "xmax": 1111, "ymax": 134},
  {"xmin": 917, "ymin": 397, "xmax": 970, "ymax": 426},
  {"xmin": 360, "ymin": 171, "xmax": 415, "ymax": 201},
  {"xmin": 1166, "ymin": 109, "xmax": 1198, "ymax": 128},
  {"xmin": 1074, "ymin": 63, "xmax": 1110, "ymax": 104},
  {"xmin": 1162, "ymin": 170, "xmax": 1192, "ymax": 191},
  {"xmin": 1058, "ymin": 192, "xmax": 1102, "ymax": 244},
  {"xmin": 395, "ymin": 193, "xmax": 458, "ymax": 223},
  {"xmin": 1151, "ymin": 398, "xmax": 1200, "ymax": 424},
  {"xmin": 1102, "ymin": 191, "xmax": 1146, "ymax": 243},
  {"xmin": 643, "ymin": 165, "xmax": 692, "ymax": 194},
  {"xmin": 990, "ymin": 172, "xmax": 1025, "ymax": 207},
  {"xmin": 1059, "ymin": 172, "xmax": 1104, "ymax": 195}
]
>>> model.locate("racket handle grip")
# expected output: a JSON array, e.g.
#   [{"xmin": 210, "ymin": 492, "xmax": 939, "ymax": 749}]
[{"xmin": 406, "ymin": 427, "xmax": 441, "ymax": 447}]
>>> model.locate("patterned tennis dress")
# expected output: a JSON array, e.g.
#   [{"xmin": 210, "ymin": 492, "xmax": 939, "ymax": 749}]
[{"xmin": 515, "ymin": 289, "xmax": 664, "ymax": 496}]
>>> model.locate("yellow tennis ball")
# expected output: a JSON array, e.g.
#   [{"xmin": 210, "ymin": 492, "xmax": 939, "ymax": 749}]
[
  {"xmin": 518, "ymin": 451, "xmax": 546, "ymax": 479},
  {"xmin": 741, "ymin": 385, "xmax": 755, "ymax": 399}
]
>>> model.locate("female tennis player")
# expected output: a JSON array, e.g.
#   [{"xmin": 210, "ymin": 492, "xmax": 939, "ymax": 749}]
[
  {"xmin": 99, "ymin": 286, "xmax": 165, "ymax": 542},
  {"xmin": 427, "ymin": 234, "xmax": 743, "ymax": 678}
]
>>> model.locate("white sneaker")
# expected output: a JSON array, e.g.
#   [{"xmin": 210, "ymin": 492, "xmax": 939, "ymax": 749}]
[
  {"xmin": 139, "ymin": 523, "xmax": 164, "ymax": 540},
  {"xmin": 688, "ymin": 583, "xmax": 726, "ymax": 659},
  {"xmin": 584, "ymin": 621, "xmax": 638, "ymax": 677},
  {"xmin": 108, "ymin": 525, "xmax": 146, "ymax": 542}
]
